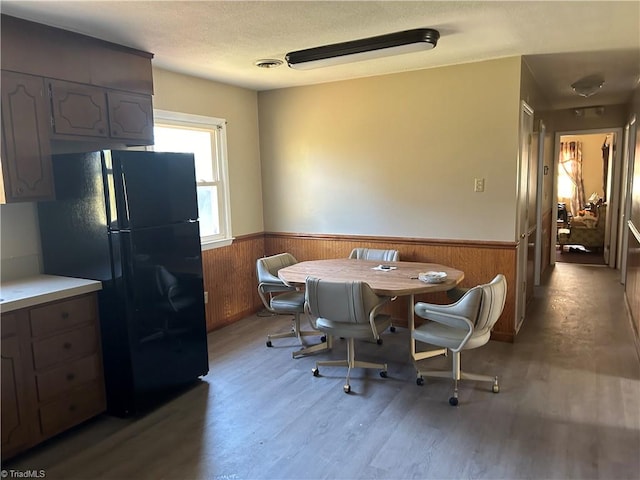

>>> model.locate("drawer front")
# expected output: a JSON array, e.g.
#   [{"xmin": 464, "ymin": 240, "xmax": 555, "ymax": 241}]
[
  {"xmin": 36, "ymin": 354, "xmax": 102, "ymax": 402},
  {"xmin": 30, "ymin": 295, "xmax": 96, "ymax": 337},
  {"xmin": 32, "ymin": 325, "xmax": 98, "ymax": 370},
  {"xmin": 38, "ymin": 380, "xmax": 105, "ymax": 439},
  {"xmin": 1, "ymin": 312, "xmax": 18, "ymax": 338}
]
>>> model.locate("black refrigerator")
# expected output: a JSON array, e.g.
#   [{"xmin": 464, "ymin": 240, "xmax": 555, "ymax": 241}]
[{"xmin": 38, "ymin": 150, "xmax": 209, "ymax": 416}]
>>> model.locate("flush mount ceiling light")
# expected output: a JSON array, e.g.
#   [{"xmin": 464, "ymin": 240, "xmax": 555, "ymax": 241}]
[
  {"xmin": 571, "ymin": 75, "xmax": 605, "ymax": 98},
  {"xmin": 285, "ymin": 28, "xmax": 440, "ymax": 70},
  {"xmin": 255, "ymin": 59, "xmax": 284, "ymax": 69}
]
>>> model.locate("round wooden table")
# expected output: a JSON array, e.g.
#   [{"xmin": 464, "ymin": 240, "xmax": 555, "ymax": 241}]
[
  {"xmin": 278, "ymin": 258, "xmax": 464, "ymax": 358},
  {"xmin": 278, "ymin": 258, "xmax": 464, "ymax": 297}
]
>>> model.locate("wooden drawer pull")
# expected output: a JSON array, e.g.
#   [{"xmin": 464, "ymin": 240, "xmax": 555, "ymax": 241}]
[
  {"xmin": 69, "ymin": 404, "xmax": 77, "ymax": 412},
  {"xmin": 61, "ymin": 312, "xmax": 70, "ymax": 319},
  {"xmin": 63, "ymin": 342, "xmax": 73, "ymax": 350},
  {"xmin": 66, "ymin": 373, "xmax": 76, "ymax": 381}
]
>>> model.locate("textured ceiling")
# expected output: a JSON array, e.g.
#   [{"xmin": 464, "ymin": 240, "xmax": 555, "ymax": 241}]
[{"xmin": 2, "ymin": 1, "xmax": 639, "ymax": 109}]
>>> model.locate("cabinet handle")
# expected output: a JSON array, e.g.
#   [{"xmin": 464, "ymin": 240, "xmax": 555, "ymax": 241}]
[
  {"xmin": 63, "ymin": 342, "xmax": 72, "ymax": 350},
  {"xmin": 98, "ymin": 128, "xmax": 105, "ymax": 134},
  {"xmin": 66, "ymin": 373, "xmax": 75, "ymax": 381},
  {"xmin": 61, "ymin": 312, "xmax": 70, "ymax": 319},
  {"xmin": 112, "ymin": 130, "xmax": 118, "ymax": 136},
  {"xmin": 69, "ymin": 404, "xmax": 77, "ymax": 412}
]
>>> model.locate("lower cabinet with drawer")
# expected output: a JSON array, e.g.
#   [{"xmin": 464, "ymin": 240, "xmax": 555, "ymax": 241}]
[
  {"xmin": 0, "ymin": 292, "xmax": 106, "ymax": 460},
  {"xmin": 1, "ymin": 310, "xmax": 34, "ymax": 460}
]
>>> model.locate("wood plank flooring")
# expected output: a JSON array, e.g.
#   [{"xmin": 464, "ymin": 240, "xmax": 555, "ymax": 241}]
[{"xmin": 3, "ymin": 263, "xmax": 639, "ymax": 480}]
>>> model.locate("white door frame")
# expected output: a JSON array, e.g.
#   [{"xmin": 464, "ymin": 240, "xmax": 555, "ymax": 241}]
[{"xmin": 550, "ymin": 127, "xmax": 623, "ymax": 269}]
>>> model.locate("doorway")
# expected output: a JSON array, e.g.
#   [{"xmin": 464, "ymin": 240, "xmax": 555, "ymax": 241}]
[{"xmin": 554, "ymin": 130, "xmax": 620, "ymax": 266}]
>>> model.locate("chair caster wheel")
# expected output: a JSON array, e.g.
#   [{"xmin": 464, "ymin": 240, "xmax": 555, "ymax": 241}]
[
  {"xmin": 266, "ymin": 340, "xmax": 272, "ymax": 347},
  {"xmin": 493, "ymin": 384, "xmax": 500, "ymax": 393},
  {"xmin": 376, "ymin": 338, "xmax": 383, "ymax": 345},
  {"xmin": 449, "ymin": 396, "xmax": 458, "ymax": 406},
  {"xmin": 343, "ymin": 384, "xmax": 351, "ymax": 393},
  {"xmin": 312, "ymin": 367, "xmax": 320, "ymax": 377},
  {"xmin": 416, "ymin": 377, "xmax": 424, "ymax": 386},
  {"xmin": 390, "ymin": 326, "xmax": 396, "ymax": 332},
  {"xmin": 380, "ymin": 370, "xmax": 388, "ymax": 378}
]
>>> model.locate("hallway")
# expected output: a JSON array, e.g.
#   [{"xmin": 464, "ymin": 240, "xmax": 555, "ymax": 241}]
[{"xmin": 5, "ymin": 262, "xmax": 640, "ymax": 480}]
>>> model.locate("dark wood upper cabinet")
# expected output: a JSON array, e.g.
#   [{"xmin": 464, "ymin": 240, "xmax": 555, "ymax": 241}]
[
  {"xmin": 0, "ymin": 14, "xmax": 155, "ymax": 203},
  {"xmin": 1, "ymin": 71, "xmax": 54, "ymax": 202},
  {"xmin": 1, "ymin": 15, "xmax": 153, "ymax": 95},
  {"xmin": 48, "ymin": 79, "xmax": 154, "ymax": 144}
]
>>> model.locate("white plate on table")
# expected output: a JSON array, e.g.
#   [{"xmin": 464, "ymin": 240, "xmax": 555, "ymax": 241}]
[{"xmin": 372, "ymin": 264, "xmax": 397, "ymax": 271}]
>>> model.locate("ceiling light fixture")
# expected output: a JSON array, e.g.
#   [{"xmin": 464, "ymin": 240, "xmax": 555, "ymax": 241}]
[
  {"xmin": 255, "ymin": 59, "xmax": 284, "ymax": 69},
  {"xmin": 285, "ymin": 28, "xmax": 440, "ymax": 70},
  {"xmin": 571, "ymin": 75, "xmax": 605, "ymax": 98}
]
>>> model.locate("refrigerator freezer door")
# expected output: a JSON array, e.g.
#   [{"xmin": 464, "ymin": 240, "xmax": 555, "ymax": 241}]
[
  {"xmin": 39, "ymin": 152, "xmax": 114, "ymax": 281},
  {"xmin": 106, "ymin": 150, "xmax": 199, "ymax": 229}
]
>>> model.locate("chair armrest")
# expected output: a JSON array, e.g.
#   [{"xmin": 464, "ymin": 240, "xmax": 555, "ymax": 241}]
[
  {"xmin": 415, "ymin": 287, "xmax": 481, "ymax": 324},
  {"xmin": 414, "ymin": 288, "xmax": 481, "ymax": 352},
  {"xmin": 414, "ymin": 304, "xmax": 475, "ymax": 350},
  {"xmin": 368, "ymin": 296, "xmax": 392, "ymax": 338}
]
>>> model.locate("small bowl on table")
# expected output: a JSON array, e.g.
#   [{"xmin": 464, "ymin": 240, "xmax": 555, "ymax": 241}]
[{"xmin": 418, "ymin": 271, "xmax": 448, "ymax": 284}]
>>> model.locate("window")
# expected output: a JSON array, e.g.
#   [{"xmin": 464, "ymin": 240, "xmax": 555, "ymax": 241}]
[{"xmin": 152, "ymin": 109, "xmax": 232, "ymax": 249}]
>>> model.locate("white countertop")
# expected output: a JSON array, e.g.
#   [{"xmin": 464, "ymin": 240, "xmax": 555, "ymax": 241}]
[{"xmin": 0, "ymin": 275, "xmax": 102, "ymax": 313}]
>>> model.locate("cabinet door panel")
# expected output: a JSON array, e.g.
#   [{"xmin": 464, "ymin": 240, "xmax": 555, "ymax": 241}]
[
  {"xmin": 49, "ymin": 79, "xmax": 108, "ymax": 138},
  {"xmin": 107, "ymin": 91, "xmax": 153, "ymax": 144},
  {"xmin": 1, "ymin": 70, "xmax": 54, "ymax": 202},
  {"xmin": 1, "ymin": 335, "xmax": 32, "ymax": 457}
]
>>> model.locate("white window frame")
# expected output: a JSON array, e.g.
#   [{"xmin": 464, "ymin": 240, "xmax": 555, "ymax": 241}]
[{"xmin": 152, "ymin": 109, "xmax": 233, "ymax": 250}]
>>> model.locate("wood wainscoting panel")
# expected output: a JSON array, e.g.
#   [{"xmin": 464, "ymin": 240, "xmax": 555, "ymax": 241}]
[
  {"xmin": 201, "ymin": 234, "xmax": 265, "ymax": 331},
  {"xmin": 265, "ymin": 233, "xmax": 518, "ymax": 341}
]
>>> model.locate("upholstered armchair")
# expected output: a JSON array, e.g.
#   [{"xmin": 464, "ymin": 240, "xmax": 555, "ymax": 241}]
[
  {"xmin": 305, "ymin": 277, "xmax": 391, "ymax": 393},
  {"xmin": 413, "ymin": 274, "xmax": 507, "ymax": 406},
  {"xmin": 256, "ymin": 253, "xmax": 326, "ymax": 357},
  {"xmin": 558, "ymin": 204, "xmax": 607, "ymax": 251}
]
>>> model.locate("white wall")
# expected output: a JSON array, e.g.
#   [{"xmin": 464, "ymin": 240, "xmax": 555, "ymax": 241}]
[
  {"xmin": 0, "ymin": 202, "xmax": 42, "ymax": 280},
  {"xmin": 258, "ymin": 57, "xmax": 522, "ymax": 242}
]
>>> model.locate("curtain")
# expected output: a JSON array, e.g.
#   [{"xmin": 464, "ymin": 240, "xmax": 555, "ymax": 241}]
[
  {"xmin": 558, "ymin": 141, "xmax": 585, "ymax": 216},
  {"xmin": 602, "ymin": 136, "xmax": 609, "ymax": 202}
]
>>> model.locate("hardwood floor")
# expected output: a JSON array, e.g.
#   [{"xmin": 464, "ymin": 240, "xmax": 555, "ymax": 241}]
[{"xmin": 4, "ymin": 263, "xmax": 639, "ymax": 480}]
